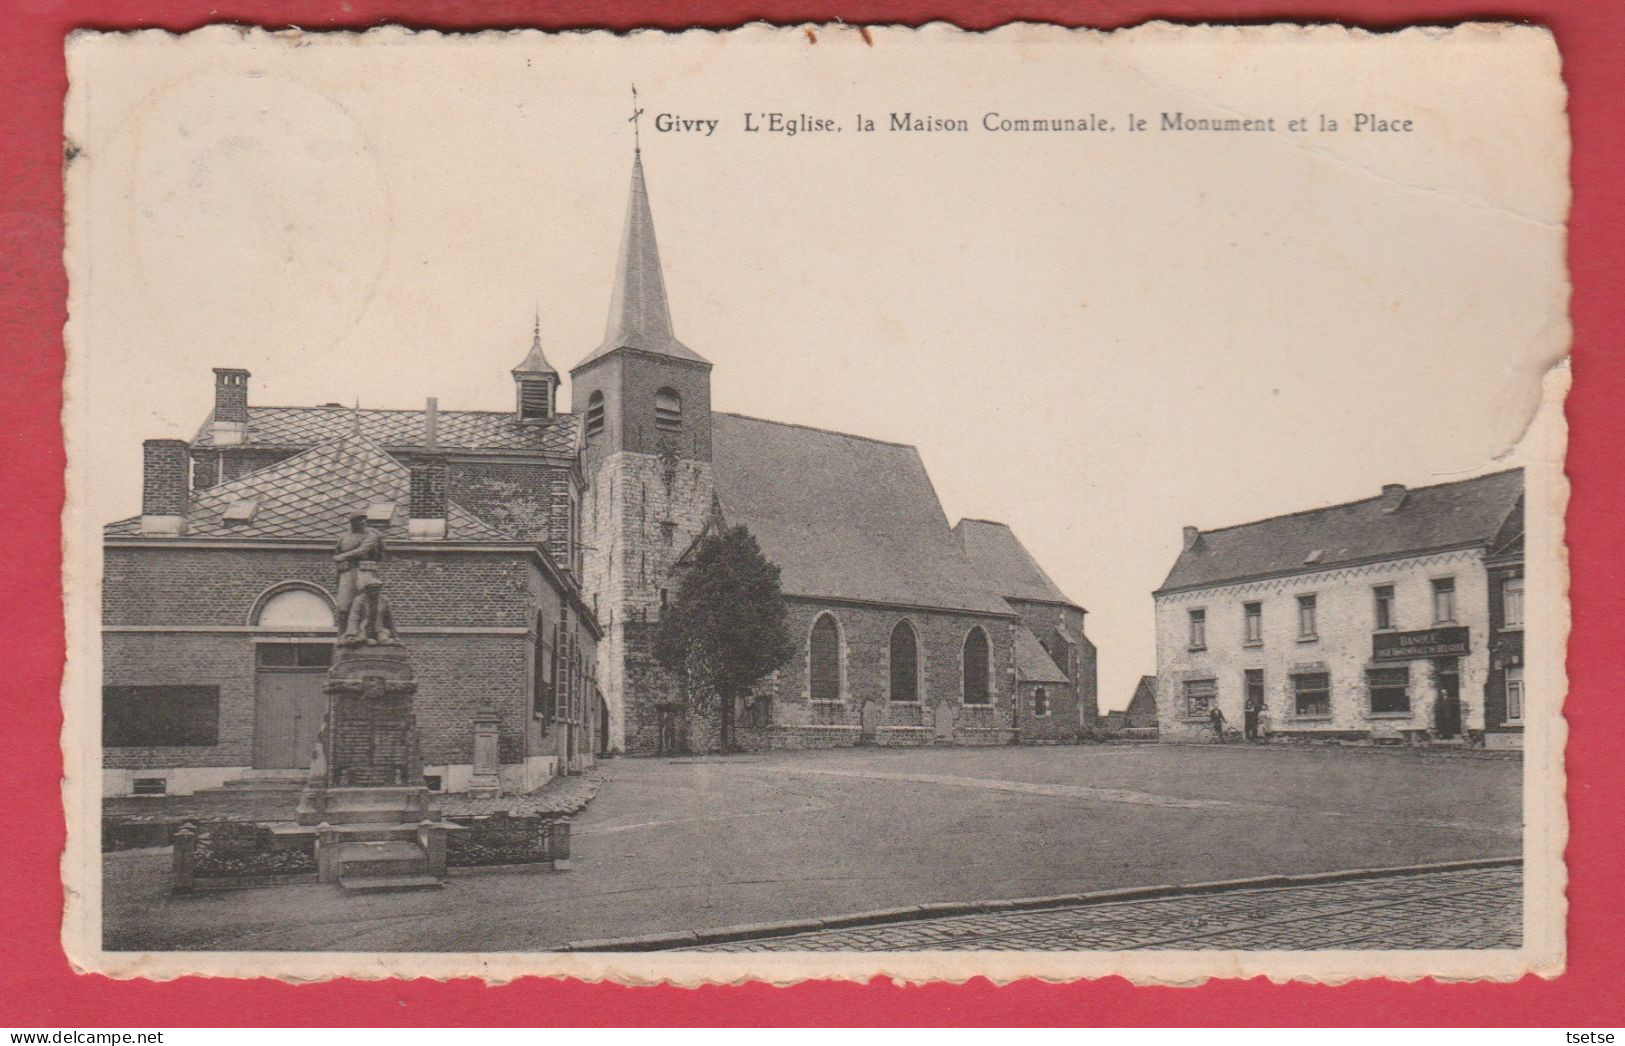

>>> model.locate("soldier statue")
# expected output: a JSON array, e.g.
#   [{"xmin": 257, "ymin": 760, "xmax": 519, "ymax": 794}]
[{"xmin": 334, "ymin": 513, "xmax": 399, "ymax": 646}]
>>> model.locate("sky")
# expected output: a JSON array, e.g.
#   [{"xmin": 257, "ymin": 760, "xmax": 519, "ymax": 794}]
[{"xmin": 65, "ymin": 24, "xmax": 1568, "ymax": 709}]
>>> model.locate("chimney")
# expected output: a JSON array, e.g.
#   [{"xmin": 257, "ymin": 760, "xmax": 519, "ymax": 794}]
[
  {"xmin": 409, "ymin": 398, "xmax": 448, "ymax": 540},
  {"xmin": 211, "ymin": 368, "xmax": 250, "ymax": 446},
  {"xmin": 1380, "ymin": 483, "xmax": 1408, "ymax": 513},
  {"xmin": 423, "ymin": 396, "xmax": 440, "ymax": 453},
  {"xmin": 1182, "ymin": 525, "xmax": 1202, "ymax": 552},
  {"xmin": 140, "ymin": 439, "xmax": 190, "ymax": 536}
]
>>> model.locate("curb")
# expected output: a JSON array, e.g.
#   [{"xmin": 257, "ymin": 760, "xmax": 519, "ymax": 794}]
[{"xmin": 561, "ymin": 855, "xmax": 1522, "ymax": 952}]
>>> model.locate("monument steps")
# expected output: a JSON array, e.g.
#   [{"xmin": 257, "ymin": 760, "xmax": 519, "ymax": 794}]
[
  {"xmin": 340, "ymin": 875, "xmax": 445, "ymax": 894},
  {"xmin": 333, "ymin": 840, "xmax": 431, "ymax": 878}
]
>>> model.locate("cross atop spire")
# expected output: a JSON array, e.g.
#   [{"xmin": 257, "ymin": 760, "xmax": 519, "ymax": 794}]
[
  {"xmin": 573, "ymin": 146, "xmax": 708, "ymax": 370},
  {"xmin": 630, "ymin": 83, "xmax": 643, "ymax": 154}
]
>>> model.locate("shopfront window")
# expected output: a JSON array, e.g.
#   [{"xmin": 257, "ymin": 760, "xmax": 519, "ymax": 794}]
[
  {"xmin": 1292, "ymin": 672, "xmax": 1331, "ymax": 718},
  {"xmin": 1367, "ymin": 666, "xmax": 1410, "ymax": 714},
  {"xmin": 1184, "ymin": 678, "xmax": 1216, "ymax": 718}
]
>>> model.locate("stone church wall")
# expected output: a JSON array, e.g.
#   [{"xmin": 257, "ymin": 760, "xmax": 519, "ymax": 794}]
[{"xmin": 742, "ymin": 598, "xmax": 1021, "ymax": 749}]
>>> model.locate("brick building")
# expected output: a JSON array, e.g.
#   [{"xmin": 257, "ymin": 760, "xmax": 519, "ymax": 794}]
[
  {"xmin": 104, "ymin": 416, "xmax": 601, "ymax": 796},
  {"xmin": 103, "ymin": 145, "xmax": 1098, "ymax": 778},
  {"xmin": 1151, "ymin": 469, "xmax": 1524, "ymax": 746}
]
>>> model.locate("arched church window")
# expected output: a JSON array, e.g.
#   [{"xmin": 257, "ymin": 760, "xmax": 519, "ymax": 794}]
[
  {"xmin": 809, "ymin": 613, "xmax": 842, "ymax": 702},
  {"xmin": 889, "ymin": 620, "xmax": 919, "ymax": 702},
  {"xmin": 655, "ymin": 387, "xmax": 683, "ymax": 432},
  {"xmin": 253, "ymin": 585, "xmax": 335, "ymax": 629},
  {"xmin": 962, "ymin": 627, "xmax": 991, "ymax": 705},
  {"xmin": 585, "ymin": 391, "xmax": 605, "ymax": 437}
]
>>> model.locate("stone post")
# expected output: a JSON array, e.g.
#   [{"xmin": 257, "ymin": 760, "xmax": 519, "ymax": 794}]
[{"xmin": 171, "ymin": 824, "xmax": 197, "ymax": 894}]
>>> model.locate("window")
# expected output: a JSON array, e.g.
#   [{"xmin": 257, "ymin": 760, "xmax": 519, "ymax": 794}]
[
  {"xmin": 962, "ymin": 627, "xmax": 991, "ymax": 705},
  {"xmin": 655, "ymin": 387, "xmax": 683, "ymax": 432},
  {"xmin": 1292, "ymin": 672, "xmax": 1331, "ymax": 718},
  {"xmin": 1505, "ymin": 666, "xmax": 1525, "ymax": 722},
  {"xmin": 1188, "ymin": 608, "xmax": 1207, "ymax": 649},
  {"xmin": 810, "ymin": 614, "xmax": 842, "ymax": 702},
  {"xmin": 1244, "ymin": 669, "xmax": 1265, "ymax": 709},
  {"xmin": 585, "ymin": 391, "xmax": 605, "ymax": 437},
  {"xmin": 1502, "ymin": 576, "xmax": 1525, "ymax": 628},
  {"xmin": 518, "ymin": 379, "xmax": 551, "ymax": 422},
  {"xmin": 1243, "ymin": 602, "xmax": 1262, "ymax": 645},
  {"xmin": 1367, "ymin": 666, "xmax": 1411, "ymax": 714},
  {"xmin": 1432, "ymin": 577, "xmax": 1457, "ymax": 623},
  {"xmin": 889, "ymin": 621, "xmax": 919, "ymax": 702},
  {"xmin": 1033, "ymin": 687, "xmax": 1050, "ymax": 717},
  {"xmin": 1297, "ymin": 594, "xmax": 1318, "ymax": 639},
  {"xmin": 1183, "ymin": 678, "xmax": 1216, "ymax": 718},
  {"xmin": 1373, "ymin": 585, "xmax": 1396, "ymax": 630},
  {"xmin": 533, "ymin": 613, "xmax": 554, "ymax": 719},
  {"xmin": 255, "ymin": 643, "xmax": 333, "ymax": 668},
  {"xmin": 103, "ymin": 686, "xmax": 220, "ymax": 747},
  {"xmin": 254, "ymin": 586, "xmax": 335, "ymax": 629}
]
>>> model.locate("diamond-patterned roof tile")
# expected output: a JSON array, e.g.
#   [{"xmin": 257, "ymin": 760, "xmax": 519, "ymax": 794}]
[
  {"xmin": 107, "ymin": 432, "xmax": 511, "ymax": 543},
  {"xmin": 191, "ymin": 405, "xmax": 577, "ymax": 456}
]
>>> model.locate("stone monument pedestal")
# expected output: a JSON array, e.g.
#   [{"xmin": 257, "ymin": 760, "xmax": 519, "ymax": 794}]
[{"xmin": 291, "ymin": 644, "xmax": 461, "ymax": 893}]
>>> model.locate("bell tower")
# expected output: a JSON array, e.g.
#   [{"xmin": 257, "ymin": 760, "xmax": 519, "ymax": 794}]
[{"xmin": 573, "ymin": 147, "xmax": 716, "ymax": 755}]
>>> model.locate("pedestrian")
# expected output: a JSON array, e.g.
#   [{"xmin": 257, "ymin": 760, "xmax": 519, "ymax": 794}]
[
  {"xmin": 1208, "ymin": 703, "xmax": 1227, "ymax": 743},
  {"xmin": 1244, "ymin": 693, "xmax": 1260, "ymax": 741}
]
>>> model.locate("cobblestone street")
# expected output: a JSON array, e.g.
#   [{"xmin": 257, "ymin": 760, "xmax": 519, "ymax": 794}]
[{"xmin": 691, "ymin": 866, "xmax": 1521, "ymax": 951}]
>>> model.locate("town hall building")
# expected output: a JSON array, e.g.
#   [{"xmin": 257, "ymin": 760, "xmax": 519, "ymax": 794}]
[{"xmin": 102, "ymin": 147, "xmax": 1098, "ymax": 793}]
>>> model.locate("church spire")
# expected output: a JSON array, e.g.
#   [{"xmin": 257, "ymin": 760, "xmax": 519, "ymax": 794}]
[{"xmin": 576, "ymin": 148, "xmax": 708, "ymax": 369}]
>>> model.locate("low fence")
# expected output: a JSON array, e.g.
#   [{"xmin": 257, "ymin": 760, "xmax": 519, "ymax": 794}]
[{"xmin": 169, "ymin": 813, "xmax": 573, "ymax": 892}]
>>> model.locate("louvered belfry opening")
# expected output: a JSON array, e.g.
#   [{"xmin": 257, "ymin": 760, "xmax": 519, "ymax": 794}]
[{"xmin": 518, "ymin": 379, "xmax": 552, "ymax": 422}]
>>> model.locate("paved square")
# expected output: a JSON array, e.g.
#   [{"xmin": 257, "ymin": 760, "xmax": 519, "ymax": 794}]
[{"xmin": 103, "ymin": 744, "xmax": 1521, "ymax": 952}]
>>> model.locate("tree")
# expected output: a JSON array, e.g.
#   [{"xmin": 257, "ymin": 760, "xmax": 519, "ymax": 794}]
[{"xmin": 654, "ymin": 524, "xmax": 795, "ymax": 752}]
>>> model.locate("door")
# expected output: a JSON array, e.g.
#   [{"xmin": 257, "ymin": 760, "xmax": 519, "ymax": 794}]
[
  {"xmin": 1434, "ymin": 658, "xmax": 1462, "ymax": 739},
  {"xmin": 254, "ymin": 643, "xmax": 332, "ymax": 769}
]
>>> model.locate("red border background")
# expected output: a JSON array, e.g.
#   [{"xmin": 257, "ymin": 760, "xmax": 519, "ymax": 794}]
[{"xmin": 3, "ymin": 0, "xmax": 1620, "ymax": 1027}]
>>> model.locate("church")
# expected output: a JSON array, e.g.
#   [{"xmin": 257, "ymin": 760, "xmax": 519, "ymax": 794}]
[{"xmin": 101, "ymin": 148, "xmax": 1098, "ymax": 794}]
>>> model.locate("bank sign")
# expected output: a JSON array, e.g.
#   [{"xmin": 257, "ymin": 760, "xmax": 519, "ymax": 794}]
[{"xmin": 1373, "ymin": 626, "xmax": 1471, "ymax": 662}]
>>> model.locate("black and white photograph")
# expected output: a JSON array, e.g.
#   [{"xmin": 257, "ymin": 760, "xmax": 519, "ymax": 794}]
[{"xmin": 61, "ymin": 23, "xmax": 1568, "ymax": 983}]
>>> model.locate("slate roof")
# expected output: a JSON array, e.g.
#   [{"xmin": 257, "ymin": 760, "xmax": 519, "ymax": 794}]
[
  {"xmin": 191, "ymin": 404, "xmax": 577, "ymax": 456},
  {"xmin": 711, "ymin": 413, "xmax": 1012, "ymax": 616},
  {"xmin": 954, "ymin": 518, "xmax": 1078, "ymax": 607},
  {"xmin": 106, "ymin": 432, "xmax": 509, "ymax": 542},
  {"xmin": 575, "ymin": 151, "xmax": 708, "ymax": 370},
  {"xmin": 1013, "ymin": 626, "xmax": 1071, "ymax": 684},
  {"xmin": 1158, "ymin": 468, "xmax": 1524, "ymax": 594}
]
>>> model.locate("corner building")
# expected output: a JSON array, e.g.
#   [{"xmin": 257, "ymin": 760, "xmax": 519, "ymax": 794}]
[{"xmin": 1151, "ymin": 470, "xmax": 1524, "ymax": 746}]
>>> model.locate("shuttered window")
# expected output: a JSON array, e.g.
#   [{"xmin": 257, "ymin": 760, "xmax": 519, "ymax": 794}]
[{"xmin": 517, "ymin": 379, "xmax": 551, "ymax": 422}]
